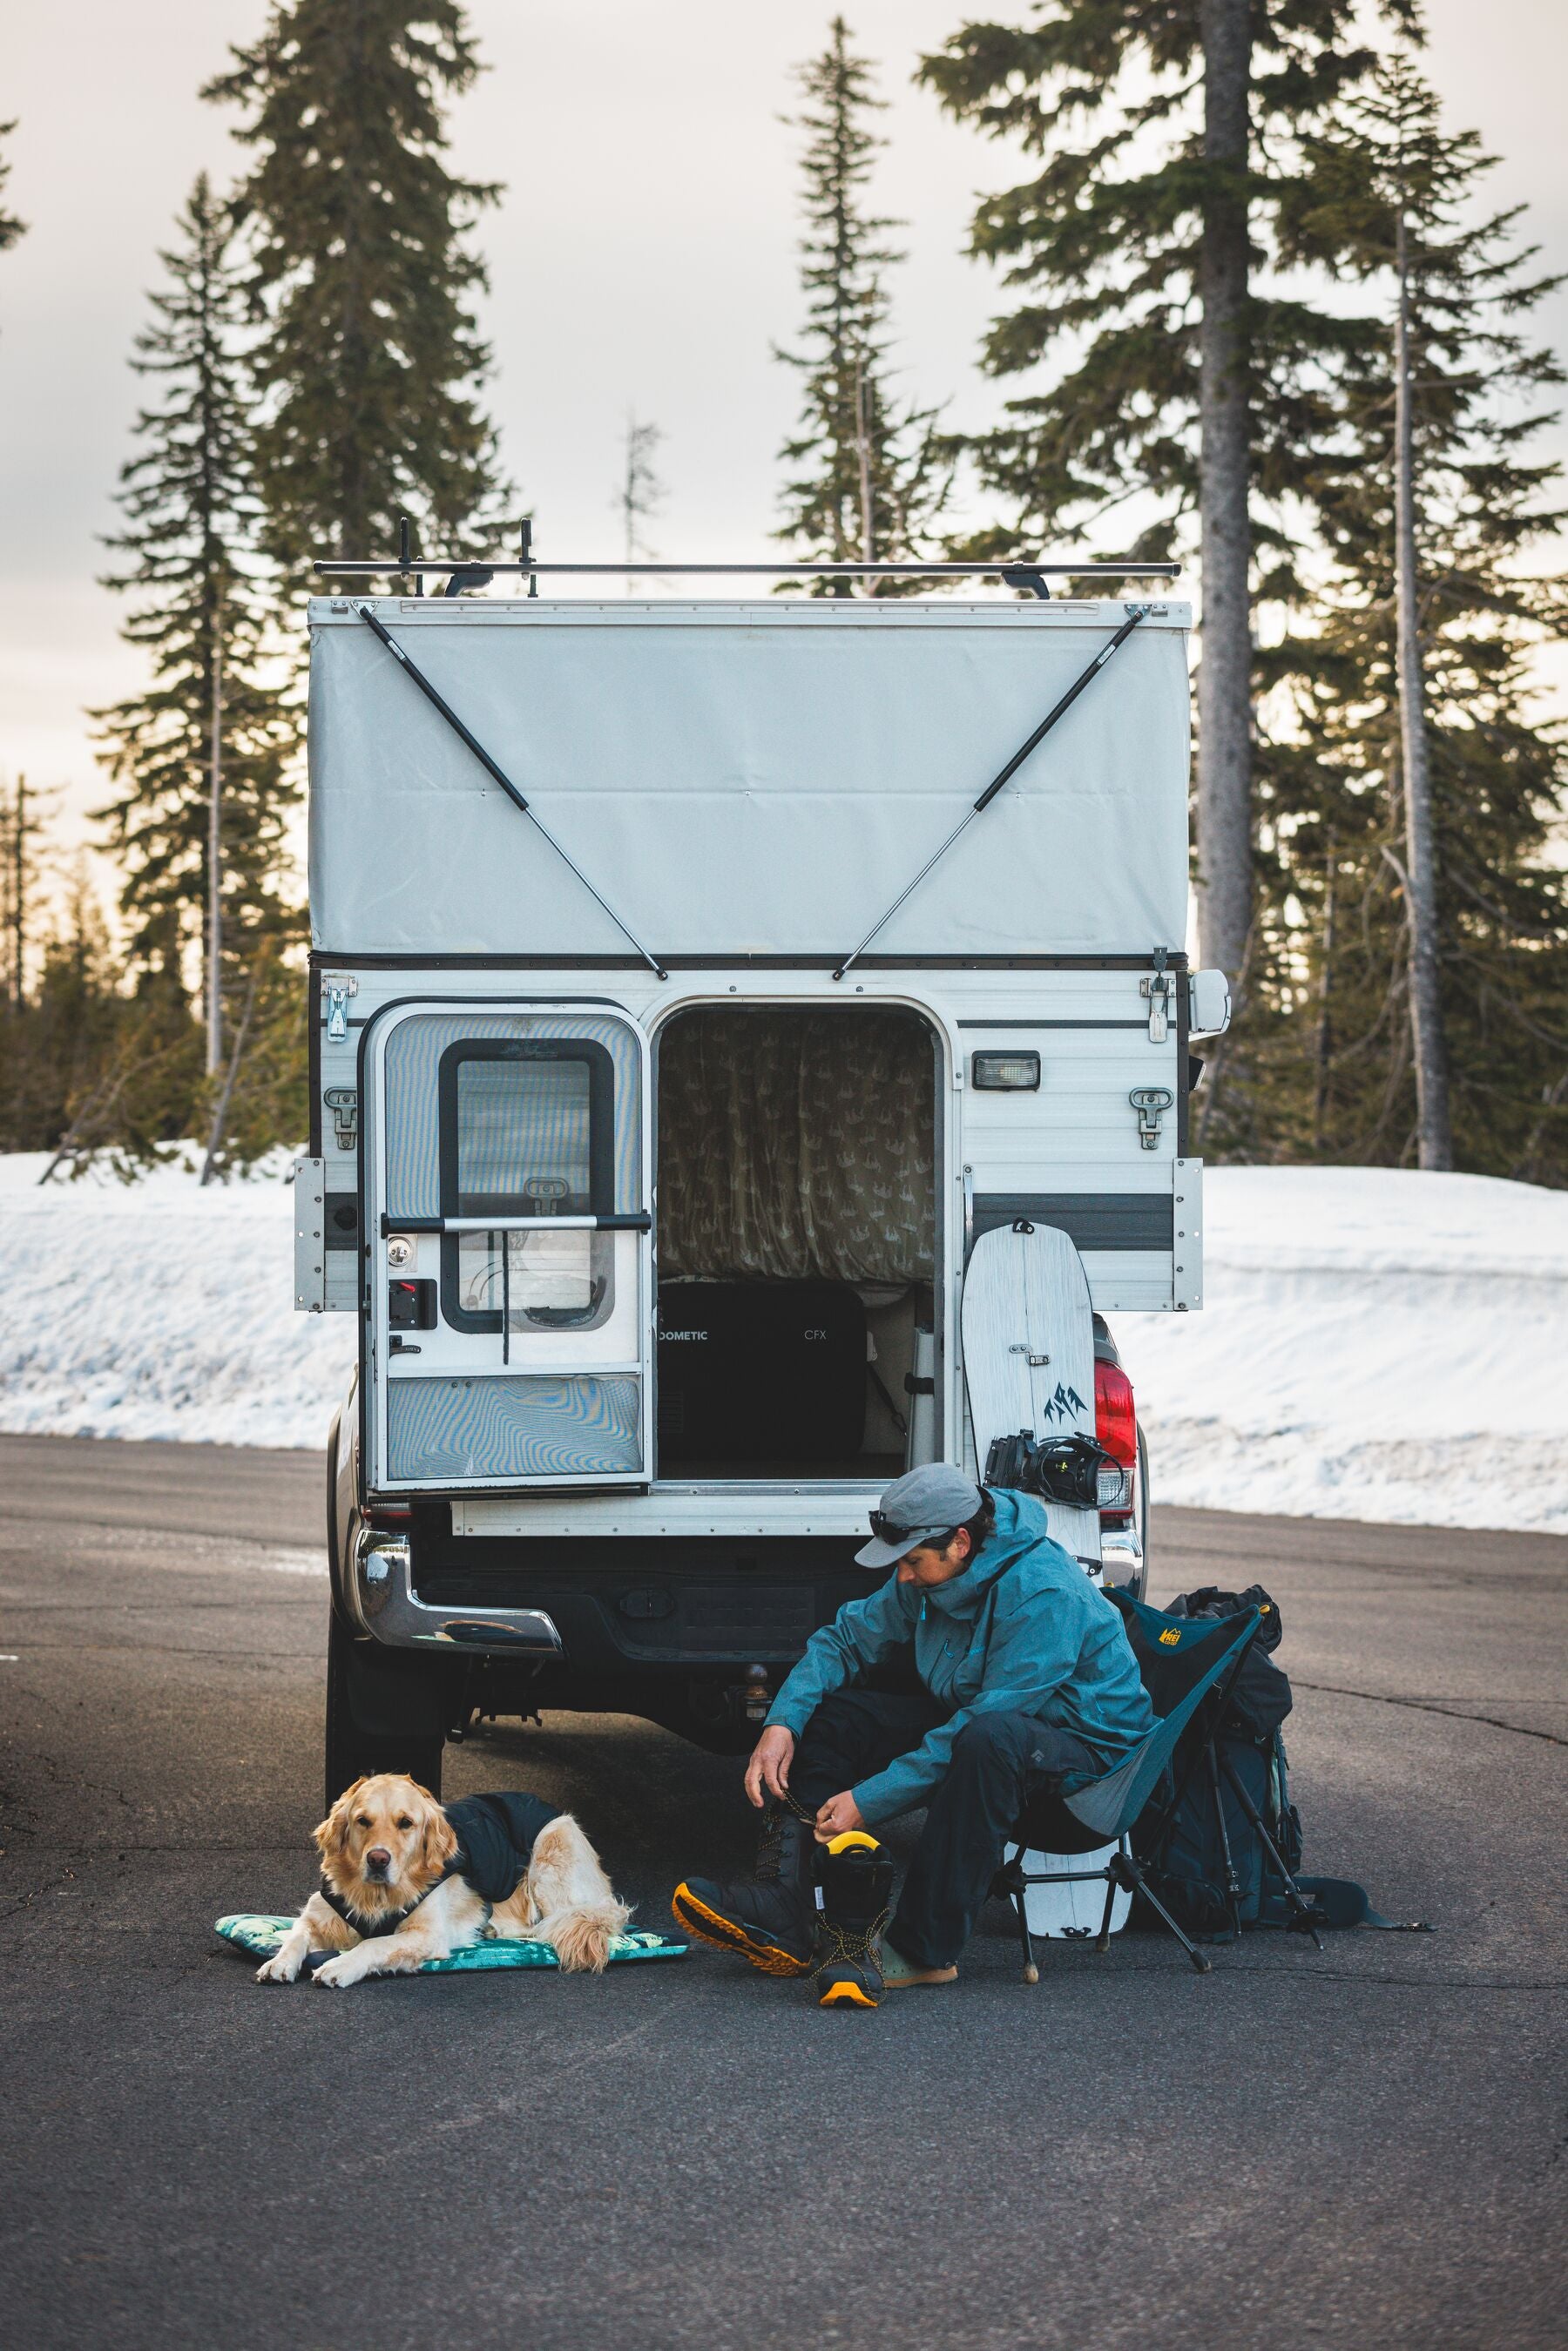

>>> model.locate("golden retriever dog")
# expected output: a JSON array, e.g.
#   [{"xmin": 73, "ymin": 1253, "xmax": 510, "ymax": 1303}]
[{"xmin": 257, "ymin": 1776, "xmax": 631, "ymax": 1990}]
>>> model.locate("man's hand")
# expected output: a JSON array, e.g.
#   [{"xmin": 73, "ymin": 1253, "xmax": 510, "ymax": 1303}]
[
  {"xmin": 814, "ymin": 1791, "xmax": 866, "ymax": 1842},
  {"xmin": 743, "ymin": 1725, "xmax": 795, "ymax": 1808}
]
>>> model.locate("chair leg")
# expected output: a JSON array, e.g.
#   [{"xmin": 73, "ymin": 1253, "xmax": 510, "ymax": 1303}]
[
  {"xmin": 1094, "ymin": 1848, "xmax": 1123, "ymax": 1954},
  {"xmin": 1219, "ymin": 1756, "xmax": 1325, "ymax": 1951},
  {"xmin": 1017, "ymin": 1889, "xmax": 1039, "ymax": 1986},
  {"xmin": 1001, "ymin": 1846, "xmax": 1038, "ymax": 1983},
  {"xmin": 1121, "ymin": 1854, "xmax": 1213, "ymax": 1975}
]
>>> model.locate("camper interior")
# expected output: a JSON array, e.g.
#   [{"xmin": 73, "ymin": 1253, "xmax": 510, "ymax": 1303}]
[{"xmin": 653, "ymin": 1003, "xmax": 942, "ymax": 1484}]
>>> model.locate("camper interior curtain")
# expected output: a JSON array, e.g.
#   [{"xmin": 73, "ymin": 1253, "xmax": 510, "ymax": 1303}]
[{"xmin": 657, "ymin": 1009, "xmax": 935, "ymax": 1287}]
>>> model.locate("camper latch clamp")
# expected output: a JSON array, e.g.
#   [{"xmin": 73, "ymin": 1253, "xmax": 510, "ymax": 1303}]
[
  {"xmin": 1140, "ymin": 973, "xmax": 1175, "ymax": 1043},
  {"xmin": 1129, "ymin": 1087, "xmax": 1174, "ymax": 1150},
  {"xmin": 323, "ymin": 1087, "xmax": 360, "ymax": 1152},
  {"xmin": 322, "ymin": 973, "xmax": 359, "ymax": 1043},
  {"xmin": 1010, "ymin": 1345, "xmax": 1051, "ymax": 1368}
]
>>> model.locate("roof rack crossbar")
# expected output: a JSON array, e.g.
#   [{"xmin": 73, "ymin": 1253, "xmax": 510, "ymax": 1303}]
[{"xmin": 315, "ymin": 557, "xmax": 1180, "ymax": 584}]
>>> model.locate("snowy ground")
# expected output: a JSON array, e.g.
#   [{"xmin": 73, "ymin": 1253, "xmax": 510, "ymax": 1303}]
[{"xmin": 1, "ymin": 1152, "xmax": 1564, "ymax": 1536}]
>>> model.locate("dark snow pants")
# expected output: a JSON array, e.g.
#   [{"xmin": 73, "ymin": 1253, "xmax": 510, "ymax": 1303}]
[{"xmin": 789, "ymin": 1689, "xmax": 1103, "ymax": 1970}]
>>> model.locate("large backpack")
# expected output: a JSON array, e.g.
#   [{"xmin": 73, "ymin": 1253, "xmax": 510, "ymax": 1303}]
[
  {"xmin": 1130, "ymin": 1584, "xmax": 1303, "ymax": 1943},
  {"xmin": 1129, "ymin": 1584, "xmax": 1425, "ymax": 1941}
]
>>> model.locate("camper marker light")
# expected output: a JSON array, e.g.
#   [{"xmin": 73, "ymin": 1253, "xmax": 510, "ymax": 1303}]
[{"xmin": 972, "ymin": 1051, "xmax": 1041, "ymax": 1091}]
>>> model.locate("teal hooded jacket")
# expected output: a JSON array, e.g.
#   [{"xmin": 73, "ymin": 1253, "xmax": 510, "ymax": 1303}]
[{"xmin": 764, "ymin": 1490, "xmax": 1154, "ymax": 1826}]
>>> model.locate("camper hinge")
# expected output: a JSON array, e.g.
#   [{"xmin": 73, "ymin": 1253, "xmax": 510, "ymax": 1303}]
[
  {"xmin": 1129, "ymin": 1087, "xmax": 1174, "ymax": 1151},
  {"xmin": 1140, "ymin": 949, "xmax": 1175, "ymax": 1044},
  {"xmin": 292, "ymin": 1156, "xmax": 327, "ymax": 1313},
  {"xmin": 323, "ymin": 1087, "xmax": 360, "ymax": 1152},
  {"xmin": 321, "ymin": 973, "xmax": 359, "ymax": 1042}
]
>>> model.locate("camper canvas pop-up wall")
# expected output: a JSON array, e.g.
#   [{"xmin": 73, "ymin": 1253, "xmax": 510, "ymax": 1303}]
[{"xmin": 294, "ymin": 571, "xmax": 1229, "ymax": 1800}]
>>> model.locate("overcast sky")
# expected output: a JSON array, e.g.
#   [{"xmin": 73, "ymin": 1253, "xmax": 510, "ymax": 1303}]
[{"xmin": 3, "ymin": 0, "xmax": 1565, "ymax": 868}]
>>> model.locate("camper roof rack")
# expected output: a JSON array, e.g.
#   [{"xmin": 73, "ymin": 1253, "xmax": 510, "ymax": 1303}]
[{"xmin": 314, "ymin": 519, "xmax": 1181, "ymax": 601}]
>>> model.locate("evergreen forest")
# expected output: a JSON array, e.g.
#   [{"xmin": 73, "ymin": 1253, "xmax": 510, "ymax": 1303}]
[{"xmin": 0, "ymin": 3, "xmax": 1562, "ymax": 1185}]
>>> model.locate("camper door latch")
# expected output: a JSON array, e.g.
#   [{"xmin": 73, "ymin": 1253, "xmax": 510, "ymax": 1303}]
[
  {"xmin": 1140, "ymin": 945, "xmax": 1174, "ymax": 1042},
  {"xmin": 323, "ymin": 1087, "xmax": 359, "ymax": 1152},
  {"xmin": 1010, "ymin": 1345, "xmax": 1051, "ymax": 1368},
  {"xmin": 1129, "ymin": 1087, "xmax": 1174, "ymax": 1150},
  {"xmin": 321, "ymin": 973, "xmax": 359, "ymax": 1042}
]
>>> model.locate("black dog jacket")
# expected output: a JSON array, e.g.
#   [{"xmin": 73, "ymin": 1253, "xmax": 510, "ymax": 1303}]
[
  {"xmin": 321, "ymin": 1789, "xmax": 562, "ymax": 1938},
  {"xmin": 444, "ymin": 1791, "xmax": 563, "ymax": 1902}
]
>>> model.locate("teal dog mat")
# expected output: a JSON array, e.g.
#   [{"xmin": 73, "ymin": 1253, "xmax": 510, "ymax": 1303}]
[{"xmin": 216, "ymin": 1913, "xmax": 686, "ymax": 1973}]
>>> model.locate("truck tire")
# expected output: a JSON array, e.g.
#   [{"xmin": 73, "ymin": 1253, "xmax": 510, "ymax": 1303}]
[{"xmin": 324, "ymin": 1609, "xmax": 444, "ymax": 1808}]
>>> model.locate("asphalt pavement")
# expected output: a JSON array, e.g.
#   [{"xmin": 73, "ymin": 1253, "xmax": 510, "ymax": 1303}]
[{"xmin": 2, "ymin": 1432, "xmax": 1565, "ymax": 2350}]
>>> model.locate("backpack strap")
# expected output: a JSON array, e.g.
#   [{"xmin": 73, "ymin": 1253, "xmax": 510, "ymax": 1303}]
[{"xmin": 1259, "ymin": 1875, "xmax": 1434, "ymax": 1932}]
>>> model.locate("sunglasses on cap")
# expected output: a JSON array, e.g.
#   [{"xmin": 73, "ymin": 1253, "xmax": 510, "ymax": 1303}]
[{"xmin": 868, "ymin": 1509, "xmax": 952, "ymax": 1546}]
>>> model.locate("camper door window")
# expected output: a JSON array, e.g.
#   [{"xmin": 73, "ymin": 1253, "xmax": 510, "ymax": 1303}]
[{"xmin": 437, "ymin": 1038, "xmax": 617, "ymax": 1335}]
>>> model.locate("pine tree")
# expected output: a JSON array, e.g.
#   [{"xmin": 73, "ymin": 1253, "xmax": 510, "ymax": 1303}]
[
  {"xmin": 0, "ymin": 831, "xmax": 205, "ymax": 1171},
  {"xmin": 205, "ymin": 0, "xmax": 509, "ymax": 575},
  {"xmin": 777, "ymin": 17, "xmax": 949, "ymax": 591},
  {"xmin": 616, "ymin": 414, "xmax": 664, "ymax": 590},
  {"xmin": 0, "ymin": 120, "xmax": 25, "ymax": 272},
  {"xmin": 1248, "ymin": 54, "xmax": 1568, "ymax": 1181},
  {"xmin": 918, "ymin": 3, "xmax": 1400, "ymax": 975},
  {"xmin": 0, "ymin": 774, "xmax": 45, "ymax": 1011},
  {"xmin": 92, "ymin": 175, "xmax": 300, "ymax": 1023}
]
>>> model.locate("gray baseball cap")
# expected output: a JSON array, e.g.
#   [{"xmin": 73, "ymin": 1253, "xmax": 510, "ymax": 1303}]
[{"xmin": 855, "ymin": 1463, "xmax": 985, "ymax": 1570}]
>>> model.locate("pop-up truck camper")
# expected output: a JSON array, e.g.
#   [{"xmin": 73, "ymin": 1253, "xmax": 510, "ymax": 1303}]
[{"xmin": 295, "ymin": 551, "xmax": 1230, "ymax": 1800}]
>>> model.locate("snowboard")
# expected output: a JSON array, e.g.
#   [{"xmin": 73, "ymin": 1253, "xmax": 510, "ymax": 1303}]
[
  {"xmin": 961, "ymin": 1218, "xmax": 1101, "ymax": 1571},
  {"xmin": 964, "ymin": 1220, "xmax": 1125, "ymax": 1925}
]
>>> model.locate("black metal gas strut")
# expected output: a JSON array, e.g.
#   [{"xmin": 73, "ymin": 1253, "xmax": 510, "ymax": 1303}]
[
  {"xmin": 351, "ymin": 601, "xmax": 669, "ymax": 982},
  {"xmin": 830, "ymin": 606, "xmax": 1151, "ymax": 982}
]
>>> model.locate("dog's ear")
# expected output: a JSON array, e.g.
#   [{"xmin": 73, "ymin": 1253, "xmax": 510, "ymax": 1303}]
[
  {"xmin": 313, "ymin": 1778, "xmax": 365, "ymax": 1861},
  {"xmin": 419, "ymin": 1790, "xmax": 459, "ymax": 1876}
]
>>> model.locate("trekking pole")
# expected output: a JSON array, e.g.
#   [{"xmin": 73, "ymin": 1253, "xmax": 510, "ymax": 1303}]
[
  {"xmin": 1207, "ymin": 1744, "xmax": 1243, "ymax": 1938},
  {"xmin": 1219, "ymin": 1755, "xmax": 1324, "ymax": 1950}
]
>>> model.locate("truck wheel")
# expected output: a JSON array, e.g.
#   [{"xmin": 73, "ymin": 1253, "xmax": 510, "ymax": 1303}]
[{"xmin": 324, "ymin": 1609, "xmax": 444, "ymax": 1808}]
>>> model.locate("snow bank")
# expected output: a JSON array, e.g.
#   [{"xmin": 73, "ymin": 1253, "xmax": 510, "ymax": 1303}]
[
  {"xmin": 0, "ymin": 1150, "xmax": 355, "ymax": 1450},
  {"xmin": 1111, "ymin": 1167, "xmax": 1568, "ymax": 1537},
  {"xmin": 0, "ymin": 1154, "xmax": 1564, "ymax": 1534}
]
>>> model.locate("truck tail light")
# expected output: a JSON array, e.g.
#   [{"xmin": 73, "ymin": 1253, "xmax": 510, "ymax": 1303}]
[{"xmin": 1095, "ymin": 1358, "xmax": 1138, "ymax": 1517}]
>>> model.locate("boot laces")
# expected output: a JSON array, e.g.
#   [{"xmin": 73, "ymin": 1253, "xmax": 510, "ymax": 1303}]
[
  {"xmin": 816, "ymin": 1904, "xmax": 891, "ymax": 1975},
  {"xmin": 754, "ymin": 1804, "xmax": 789, "ymax": 1881}
]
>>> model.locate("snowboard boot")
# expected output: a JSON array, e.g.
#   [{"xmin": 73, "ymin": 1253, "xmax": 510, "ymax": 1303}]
[
  {"xmin": 813, "ymin": 1831, "xmax": 896, "ymax": 2010},
  {"xmin": 672, "ymin": 1802, "xmax": 818, "ymax": 1977}
]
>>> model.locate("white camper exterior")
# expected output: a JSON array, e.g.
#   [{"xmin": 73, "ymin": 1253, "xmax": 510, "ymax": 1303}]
[{"xmin": 298, "ymin": 591, "xmax": 1226, "ymax": 1786}]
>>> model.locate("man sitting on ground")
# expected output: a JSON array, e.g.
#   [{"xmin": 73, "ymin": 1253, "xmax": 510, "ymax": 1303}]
[{"xmin": 672, "ymin": 1463, "xmax": 1155, "ymax": 2003}]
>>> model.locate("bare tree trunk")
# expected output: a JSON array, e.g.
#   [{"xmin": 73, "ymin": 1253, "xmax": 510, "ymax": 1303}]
[
  {"xmin": 855, "ymin": 358, "xmax": 875, "ymax": 565},
  {"xmin": 206, "ymin": 616, "xmax": 224, "ymax": 1079},
  {"xmin": 1393, "ymin": 208, "xmax": 1453, "ymax": 1171},
  {"xmin": 1195, "ymin": 0, "xmax": 1254, "ymax": 987},
  {"xmin": 1314, "ymin": 843, "xmax": 1337, "ymax": 1149},
  {"xmin": 10, "ymin": 773, "xmax": 27, "ymax": 1011},
  {"xmin": 200, "ymin": 939, "xmax": 271, "ymax": 1185}
]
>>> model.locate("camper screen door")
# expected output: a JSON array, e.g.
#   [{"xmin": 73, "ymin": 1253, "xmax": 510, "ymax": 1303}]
[{"xmin": 365, "ymin": 1003, "xmax": 652, "ymax": 1490}]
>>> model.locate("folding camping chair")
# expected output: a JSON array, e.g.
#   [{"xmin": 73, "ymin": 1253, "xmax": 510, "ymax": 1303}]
[{"xmin": 997, "ymin": 1597, "xmax": 1263, "ymax": 1981}]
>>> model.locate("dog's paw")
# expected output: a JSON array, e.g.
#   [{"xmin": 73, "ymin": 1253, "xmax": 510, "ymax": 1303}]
[
  {"xmin": 256, "ymin": 1950, "xmax": 303, "ymax": 1984},
  {"xmin": 313, "ymin": 1951, "xmax": 367, "ymax": 1990}
]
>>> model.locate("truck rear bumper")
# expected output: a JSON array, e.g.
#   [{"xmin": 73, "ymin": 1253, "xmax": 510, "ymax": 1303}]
[
  {"xmin": 349, "ymin": 1530, "xmax": 565, "ymax": 1655},
  {"xmin": 348, "ymin": 1519, "xmax": 1144, "ymax": 1664}
]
